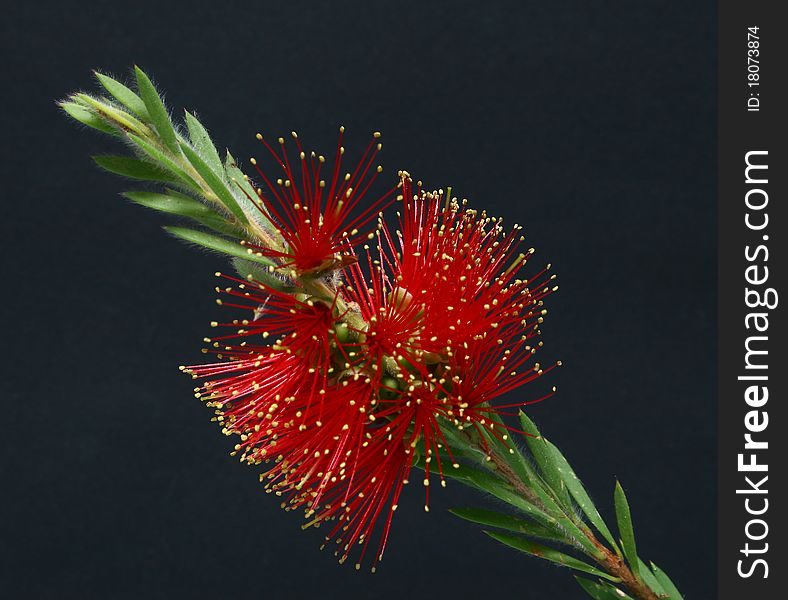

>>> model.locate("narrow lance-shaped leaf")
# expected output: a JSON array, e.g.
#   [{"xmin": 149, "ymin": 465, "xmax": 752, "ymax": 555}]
[
  {"xmin": 414, "ymin": 454, "xmax": 502, "ymax": 493},
  {"xmin": 614, "ymin": 481, "xmax": 639, "ymax": 576},
  {"xmin": 134, "ymin": 66, "xmax": 179, "ymax": 153},
  {"xmin": 225, "ymin": 150, "xmax": 275, "ymax": 231},
  {"xmin": 413, "ymin": 452, "xmax": 564, "ymax": 537},
  {"xmin": 426, "ymin": 435, "xmax": 604, "ymax": 559},
  {"xmin": 519, "ymin": 411, "xmax": 573, "ymax": 508},
  {"xmin": 72, "ymin": 93, "xmax": 149, "ymax": 135},
  {"xmin": 575, "ymin": 577, "xmax": 633, "ymax": 600},
  {"xmin": 650, "ymin": 562, "xmax": 684, "ymax": 600},
  {"xmin": 230, "ymin": 257, "xmax": 292, "ymax": 292},
  {"xmin": 225, "ymin": 151, "xmax": 258, "ymax": 200},
  {"xmin": 126, "ymin": 134, "xmax": 202, "ymax": 193},
  {"xmin": 543, "ymin": 438, "xmax": 621, "ymax": 554},
  {"xmin": 484, "ymin": 531, "xmax": 619, "ymax": 582},
  {"xmin": 483, "ymin": 407, "xmax": 537, "ymax": 486},
  {"xmin": 122, "ymin": 190, "xmax": 243, "ymax": 238},
  {"xmin": 184, "ymin": 111, "xmax": 223, "ymax": 174},
  {"xmin": 636, "ymin": 558, "xmax": 667, "ymax": 597},
  {"xmin": 474, "ymin": 479, "xmax": 603, "ymax": 557},
  {"xmin": 94, "ymin": 72, "xmax": 149, "ymax": 118},
  {"xmin": 180, "ymin": 142, "xmax": 248, "ymax": 224},
  {"xmin": 93, "ymin": 155, "xmax": 180, "ymax": 184},
  {"xmin": 449, "ymin": 507, "xmax": 569, "ymax": 546},
  {"xmin": 163, "ymin": 226, "xmax": 275, "ymax": 268},
  {"xmin": 60, "ymin": 102, "xmax": 119, "ymax": 136},
  {"xmin": 123, "ymin": 190, "xmax": 214, "ymax": 219}
]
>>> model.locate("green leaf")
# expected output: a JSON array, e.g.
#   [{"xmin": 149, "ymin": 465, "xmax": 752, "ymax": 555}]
[
  {"xmin": 184, "ymin": 112, "xmax": 223, "ymax": 174},
  {"xmin": 482, "ymin": 485, "xmax": 601, "ymax": 558},
  {"xmin": 650, "ymin": 562, "xmax": 684, "ymax": 600},
  {"xmin": 94, "ymin": 72, "xmax": 148, "ymax": 118},
  {"xmin": 484, "ymin": 531, "xmax": 618, "ymax": 581},
  {"xmin": 60, "ymin": 102, "xmax": 119, "ymax": 135},
  {"xmin": 543, "ymin": 438, "xmax": 621, "ymax": 554},
  {"xmin": 636, "ymin": 558, "xmax": 666, "ymax": 597},
  {"xmin": 518, "ymin": 411, "xmax": 573, "ymax": 508},
  {"xmin": 449, "ymin": 507, "xmax": 567, "ymax": 546},
  {"xmin": 225, "ymin": 151, "xmax": 274, "ymax": 230},
  {"xmin": 190, "ymin": 214, "xmax": 248, "ymax": 238},
  {"xmin": 417, "ymin": 455, "xmax": 501, "ymax": 492},
  {"xmin": 414, "ymin": 454, "xmax": 539, "ymax": 520},
  {"xmin": 73, "ymin": 93, "xmax": 148, "ymax": 135},
  {"xmin": 230, "ymin": 257, "xmax": 292, "ymax": 291},
  {"xmin": 163, "ymin": 226, "xmax": 275, "ymax": 267},
  {"xmin": 123, "ymin": 190, "xmax": 213, "ymax": 218},
  {"xmin": 93, "ymin": 155, "xmax": 180, "ymax": 184},
  {"xmin": 483, "ymin": 409, "xmax": 537, "ymax": 487},
  {"xmin": 614, "ymin": 481, "xmax": 639, "ymax": 576},
  {"xmin": 126, "ymin": 134, "xmax": 201, "ymax": 193},
  {"xmin": 575, "ymin": 577, "xmax": 633, "ymax": 600},
  {"xmin": 426, "ymin": 439, "xmax": 603, "ymax": 559},
  {"xmin": 180, "ymin": 142, "xmax": 248, "ymax": 224},
  {"xmin": 225, "ymin": 151, "xmax": 259, "ymax": 202},
  {"xmin": 123, "ymin": 190, "xmax": 243, "ymax": 237},
  {"xmin": 134, "ymin": 66, "xmax": 179, "ymax": 153}
]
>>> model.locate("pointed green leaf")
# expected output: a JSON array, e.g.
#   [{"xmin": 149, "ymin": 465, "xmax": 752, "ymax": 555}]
[
  {"xmin": 484, "ymin": 531, "xmax": 618, "ymax": 581},
  {"xmin": 60, "ymin": 102, "xmax": 119, "ymax": 135},
  {"xmin": 73, "ymin": 93, "xmax": 149, "ymax": 135},
  {"xmin": 650, "ymin": 562, "xmax": 683, "ymax": 600},
  {"xmin": 163, "ymin": 226, "xmax": 274, "ymax": 267},
  {"xmin": 425, "ymin": 441, "xmax": 603, "ymax": 559},
  {"xmin": 184, "ymin": 112, "xmax": 223, "ymax": 174},
  {"xmin": 230, "ymin": 257, "xmax": 292, "ymax": 291},
  {"xmin": 483, "ymin": 408, "xmax": 537, "ymax": 487},
  {"xmin": 225, "ymin": 151, "xmax": 259, "ymax": 202},
  {"xmin": 126, "ymin": 134, "xmax": 201, "ymax": 192},
  {"xmin": 614, "ymin": 481, "xmax": 639, "ymax": 576},
  {"xmin": 543, "ymin": 438, "xmax": 620, "ymax": 554},
  {"xmin": 190, "ymin": 214, "xmax": 248, "ymax": 238},
  {"xmin": 519, "ymin": 411, "xmax": 572, "ymax": 508},
  {"xmin": 93, "ymin": 155, "xmax": 180, "ymax": 184},
  {"xmin": 180, "ymin": 142, "xmax": 248, "ymax": 224},
  {"xmin": 94, "ymin": 72, "xmax": 148, "ymax": 118},
  {"xmin": 122, "ymin": 190, "xmax": 242, "ymax": 237},
  {"xmin": 225, "ymin": 151, "xmax": 274, "ymax": 231},
  {"xmin": 415, "ymin": 455, "xmax": 501, "ymax": 492},
  {"xmin": 134, "ymin": 66, "xmax": 179, "ymax": 153},
  {"xmin": 123, "ymin": 190, "xmax": 213, "ymax": 218},
  {"xmin": 636, "ymin": 558, "xmax": 666, "ymax": 597},
  {"xmin": 414, "ymin": 453, "xmax": 545, "ymax": 523},
  {"xmin": 575, "ymin": 577, "xmax": 633, "ymax": 600},
  {"xmin": 449, "ymin": 507, "xmax": 567, "ymax": 546}
]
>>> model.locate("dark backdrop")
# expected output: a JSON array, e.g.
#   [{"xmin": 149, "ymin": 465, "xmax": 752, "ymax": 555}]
[{"xmin": 2, "ymin": 1, "xmax": 716, "ymax": 598}]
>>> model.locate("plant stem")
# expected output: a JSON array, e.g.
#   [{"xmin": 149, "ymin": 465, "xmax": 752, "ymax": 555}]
[
  {"xmin": 485, "ymin": 447, "xmax": 661, "ymax": 600},
  {"xmin": 587, "ymin": 538, "xmax": 661, "ymax": 600}
]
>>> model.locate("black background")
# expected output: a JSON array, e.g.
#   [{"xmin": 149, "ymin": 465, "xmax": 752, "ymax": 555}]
[{"xmin": 2, "ymin": 1, "xmax": 716, "ymax": 598}]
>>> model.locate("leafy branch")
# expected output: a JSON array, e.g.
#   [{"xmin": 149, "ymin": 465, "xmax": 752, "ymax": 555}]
[
  {"xmin": 431, "ymin": 411, "xmax": 683, "ymax": 600},
  {"xmin": 60, "ymin": 67, "xmax": 284, "ymax": 288}
]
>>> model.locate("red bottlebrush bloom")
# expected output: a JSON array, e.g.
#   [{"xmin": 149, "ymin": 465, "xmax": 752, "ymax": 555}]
[
  {"xmin": 208, "ymin": 271, "xmax": 339, "ymax": 374},
  {"xmin": 184, "ymin": 172, "xmax": 558, "ymax": 571},
  {"xmin": 320, "ymin": 177, "xmax": 560, "ymax": 559},
  {"xmin": 246, "ymin": 128, "xmax": 399, "ymax": 276},
  {"xmin": 184, "ymin": 279, "xmax": 381, "ymax": 549},
  {"xmin": 381, "ymin": 175, "xmax": 554, "ymax": 350}
]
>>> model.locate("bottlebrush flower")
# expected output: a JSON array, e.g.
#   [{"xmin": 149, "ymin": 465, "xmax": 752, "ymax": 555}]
[
  {"xmin": 183, "ymin": 172, "xmax": 558, "ymax": 571},
  {"xmin": 246, "ymin": 128, "xmax": 399, "ymax": 276}
]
